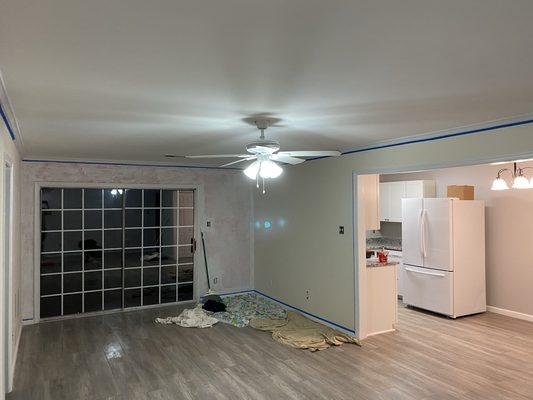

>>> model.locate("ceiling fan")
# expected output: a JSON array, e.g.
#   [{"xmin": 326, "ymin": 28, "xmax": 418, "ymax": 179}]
[{"xmin": 185, "ymin": 119, "xmax": 341, "ymax": 193}]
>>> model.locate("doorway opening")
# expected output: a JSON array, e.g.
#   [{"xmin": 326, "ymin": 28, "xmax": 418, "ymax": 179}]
[{"xmin": 3, "ymin": 161, "xmax": 13, "ymax": 393}]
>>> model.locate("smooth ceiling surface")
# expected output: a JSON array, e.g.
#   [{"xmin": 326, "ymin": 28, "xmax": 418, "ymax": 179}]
[{"xmin": 1, "ymin": 0, "xmax": 533, "ymax": 165}]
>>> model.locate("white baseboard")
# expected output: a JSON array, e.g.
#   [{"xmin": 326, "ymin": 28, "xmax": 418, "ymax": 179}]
[
  {"xmin": 487, "ymin": 306, "xmax": 533, "ymax": 323},
  {"xmin": 365, "ymin": 328, "xmax": 396, "ymax": 338}
]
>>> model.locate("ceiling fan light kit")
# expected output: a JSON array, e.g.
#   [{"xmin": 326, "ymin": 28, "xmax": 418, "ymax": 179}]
[
  {"xmin": 185, "ymin": 118, "xmax": 340, "ymax": 193},
  {"xmin": 491, "ymin": 162, "xmax": 533, "ymax": 190}
]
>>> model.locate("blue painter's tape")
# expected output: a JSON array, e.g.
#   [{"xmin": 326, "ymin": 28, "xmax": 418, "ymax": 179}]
[
  {"xmin": 22, "ymin": 158, "xmax": 243, "ymax": 171},
  {"xmin": 0, "ymin": 103, "xmax": 16, "ymax": 140},
  {"xmin": 253, "ymin": 290, "xmax": 356, "ymax": 334}
]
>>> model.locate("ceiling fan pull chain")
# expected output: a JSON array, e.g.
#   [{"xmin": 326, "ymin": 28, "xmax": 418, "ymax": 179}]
[{"xmin": 262, "ymin": 177, "xmax": 266, "ymax": 194}]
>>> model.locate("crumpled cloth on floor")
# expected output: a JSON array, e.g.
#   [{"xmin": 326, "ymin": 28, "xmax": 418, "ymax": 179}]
[
  {"xmin": 250, "ymin": 311, "xmax": 360, "ymax": 351},
  {"xmin": 214, "ymin": 293, "xmax": 286, "ymax": 327},
  {"xmin": 155, "ymin": 305, "xmax": 218, "ymax": 328}
]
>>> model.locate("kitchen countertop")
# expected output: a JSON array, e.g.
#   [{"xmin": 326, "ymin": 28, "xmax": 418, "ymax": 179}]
[{"xmin": 366, "ymin": 259, "xmax": 399, "ymax": 268}]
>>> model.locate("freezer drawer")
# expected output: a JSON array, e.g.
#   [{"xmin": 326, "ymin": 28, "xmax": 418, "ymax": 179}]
[{"xmin": 403, "ymin": 265, "xmax": 453, "ymax": 316}]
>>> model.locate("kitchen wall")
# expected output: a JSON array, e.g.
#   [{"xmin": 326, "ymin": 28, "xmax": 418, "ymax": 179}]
[
  {"xmin": 20, "ymin": 162, "xmax": 254, "ymax": 322},
  {"xmin": 0, "ymin": 117, "xmax": 22, "ymax": 395},
  {"xmin": 254, "ymin": 123, "xmax": 533, "ymax": 335},
  {"xmin": 382, "ymin": 160, "xmax": 533, "ymax": 317}
]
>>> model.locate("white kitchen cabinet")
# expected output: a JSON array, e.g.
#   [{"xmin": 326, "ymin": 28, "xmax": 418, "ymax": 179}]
[
  {"xmin": 380, "ymin": 180, "xmax": 435, "ymax": 223},
  {"xmin": 359, "ymin": 174, "xmax": 380, "ymax": 230}
]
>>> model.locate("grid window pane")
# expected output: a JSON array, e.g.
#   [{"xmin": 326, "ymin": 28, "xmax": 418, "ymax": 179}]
[
  {"xmin": 161, "ymin": 285, "xmax": 176, "ymax": 303},
  {"xmin": 64, "ymin": 189, "xmax": 82, "ymax": 209},
  {"xmin": 41, "ymin": 253, "xmax": 61, "ymax": 274},
  {"xmin": 161, "ymin": 209, "xmax": 178, "ymax": 226},
  {"xmin": 161, "ymin": 265, "xmax": 177, "ymax": 284},
  {"xmin": 125, "ymin": 209, "xmax": 142, "ymax": 227},
  {"xmin": 143, "ymin": 228, "xmax": 160, "ymax": 247},
  {"xmin": 161, "ymin": 246, "xmax": 177, "ymax": 265},
  {"xmin": 124, "ymin": 289, "xmax": 141, "ymax": 308},
  {"xmin": 104, "ymin": 210, "xmax": 122, "ymax": 228},
  {"xmin": 143, "ymin": 209, "xmax": 160, "ymax": 227},
  {"xmin": 143, "ymin": 267, "xmax": 159, "ymax": 286},
  {"xmin": 84, "ymin": 210, "xmax": 102, "ymax": 229},
  {"xmin": 179, "ymin": 209, "xmax": 194, "ymax": 226},
  {"xmin": 104, "ymin": 189, "xmax": 123, "ymax": 208},
  {"xmin": 125, "ymin": 269, "xmax": 141, "ymax": 287},
  {"xmin": 104, "ymin": 290, "xmax": 122, "ymax": 310},
  {"xmin": 64, "ymin": 273, "xmax": 82, "ymax": 293},
  {"xmin": 84, "ymin": 251, "xmax": 103, "ymax": 270},
  {"xmin": 125, "ymin": 189, "xmax": 142, "ymax": 208},
  {"xmin": 162, "ymin": 190, "xmax": 178, "ymax": 207},
  {"xmin": 41, "ymin": 275, "xmax": 61, "ymax": 295},
  {"xmin": 143, "ymin": 248, "xmax": 160, "ymax": 266},
  {"xmin": 64, "ymin": 211, "xmax": 82, "ymax": 230},
  {"xmin": 84, "ymin": 230, "xmax": 103, "ymax": 250},
  {"xmin": 63, "ymin": 294, "xmax": 82, "ymax": 315},
  {"xmin": 41, "ymin": 188, "xmax": 61, "ymax": 209},
  {"xmin": 125, "ymin": 249, "xmax": 142, "ymax": 267},
  {"xmin": 143, "ymin": 287, "xmax": 159, "ymax": 306},
  {"xmin": 42, "ymin": 232, "xmax": 61, "ymax": 252},
  {"xmin": 64, "ymin": 231, "xmax": 83, "ymax": 251},
  {"xmin": 178, "ymin": 264, "xmax": 193, "ymax": 283},
  {"xmin": 40, "ymin": 296, "xmax": 61, "ymax": 318},
  {"xmin": 178, "ymin": 283, "xmax": 193, "ymax": 302},
  {"xmin": 179, "ymin": 191, "xmax": 194, "ymax": 207},
  {"xmin": 64, "ymin": 252, "xmax": 82, "ymax": 272},
  {"xmin": 179, "ymin": 227, "xmax": 194, "ymax": 245},
  {"xmin": 125, "ymin": 229, "xmax": 142, "ymax": 248},
  {"xmin": 178, "ymin": 246, "xmax": 193, "ymax": 264},
  {"xmin": 84, "ymin": 189, "xmax": 102, "ymax": 209},
  {"xmin": 144, "ymin": 190, "xmax": 160, "ymax": 208},
  {"xmin": 104, "ymin": 230, "xmax": 122, "ymax": 249},
  {"xmin": 42, "ymin": 211, "xmax": 61, "ymax": 231},
  {"xmin": 84, "ymin": 291, "xmax": 102, "ymax": 312},
  {"xmin": 84, "ymin": 271, "xmax": 102, "ymax": 291},
  {"xmin": 161, "ymin": 228, "xmax": 177, "ymax": 246},
  {"xmin": 104, "ymin": 250, "xmax": 122, "ymax": 269},
  {"xmin": 105, "ymin": 270, "xmax": 122, "ymax": 289}
]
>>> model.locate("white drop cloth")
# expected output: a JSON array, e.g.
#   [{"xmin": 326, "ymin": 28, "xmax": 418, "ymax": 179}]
[{"xmin": 155, "ymin": 305, "xmax": 218, "ymax": 328}]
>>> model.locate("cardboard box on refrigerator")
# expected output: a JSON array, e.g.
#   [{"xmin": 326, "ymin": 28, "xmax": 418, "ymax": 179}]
[{"xmin": 447, "ymin": 185, "xmax": 474, "ymax": 200}]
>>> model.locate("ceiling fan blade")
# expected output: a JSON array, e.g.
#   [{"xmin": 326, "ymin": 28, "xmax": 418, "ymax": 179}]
[
  {"xmin": 276, "ymin": 150, "xmax": 341, "ymax": 157},
  {"xmin": 220, "ymin": 157, "xmax": 256, "ymax": 167},
  {"xmin": 186, "ymin": 154, "xmax": 250, "ymax": 159},
  {"xmin": 270, "ymin": 154, "xmax": 306, "ymax": 165}
]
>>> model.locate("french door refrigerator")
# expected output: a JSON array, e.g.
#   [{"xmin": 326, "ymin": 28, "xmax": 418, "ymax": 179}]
[{"xmin": 401, "ymin": 198, "xmax": 486, "ymax": 318}]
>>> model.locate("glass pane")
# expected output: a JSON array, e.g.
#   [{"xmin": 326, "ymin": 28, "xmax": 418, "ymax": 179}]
[
  {"xmin": 104, "ymin": 250, "xmax": 122, "ymax": 269},
  {"xmin": 84, "ymin": 251, "xmax": 103, "ymax": 270},
  {"xmin": 124, "ymin": 269, "xmax": 141, "ymax": 287},
  {"xmin": 161, "ymin": 209, "xmax": 178, "ymax": 226},
  {"xmin": 84, "ymin": 271, "xmax": 102, "ymax": 291},
  {"xmin": 41, "ymin": 211, "xmax": 61, "ymax": 231},
  {"xmin": 178, "ymin": 264, "xmax": 193, "ymax": 283},
  {"xmin": 124, "ymin": 288, "xmax": 141, "ymax": 308},
  {"xmin": 161, "ymin": 285, "xmax": 176, "ymax": 303},
  {"xmin": 178, "ymin": 283, "xmax": 193, "ymax": 302},
  {"xmin": 179, "ymin": 191, "xmax": 194, "ymax": 207},
  {"xmin": 84, "ymin": 291, "xmax": 102, "ymax": 312},
  {"xmin": 179, "ymin": 227, "xmax": 194, "ymax": 245},
  {"xmin": 143, "ymin": 228, "xmax": 160, "ymax": 247},
  {"xmin": 63, "ymin": 231, "xmax": 82, "ymax": 251},
  {"xmin": 104, "ymin": 210, "xmax": 123, "ymax": 228},
  {"xmin": 144, "ymin": 189, "xmax": 160, "ymax": 208},
  {"xmin": 84, "ymin": 189, "xmax": 102, "ymax": 209},
  {"xmin": 143, "ymin": 247, "xmax": 160, "ymax": 266},
  {"xmin": 63, "ymin": 273, "xmax": 82, "ymax": 293},
  {"xmin": 63, "ymin": 293, "xmax": 82, "ymax": 315},
  {"xmin": 161, "ymin": 246, "xmax": 177, "ymax": 265},
  {"xmin": 178, "ymin": 245, "xmax": 193, "ymax": 264},
  {"xmin": 104, "ymin": 230, "xmax": 122, "ymax": 249},
  {"xmin": 40, "ymin": 296, "xmax": 61, "ymax": 318},
  {"xmin": 63, "ymin": 189, "xmax": 82, "ymax": 209},
  {"xmin": 104, "ymin": 189, "xmax": 123, "ymax": 208},
  {"xmin": 162, "ymin": 190, "xmax": 178, "ymax": 207},
  {"xmin": 179, "ymin": 209, "xmax": 194, "ymax": 226},
  {"xmin": 161, "ymin": 265, "xmax": 177, "ymax": 284},
  {"xmin": 104, "ymin": 289, "xmax": 122, "ymax": 310},
  {"xmin": 40, "ymin": 275, "xmax": 61, "ymax": 295},
  {"xmin": 84, "ymin": 210, "xmax": 102, "ymax": 229},
  {"xmin": 125, "ymin": 229, "xmax": 142, "ymax": 248},
  {"xmin": 64, "ymin": 210, "xmax": 82, "ymax": 230},
  {"xmin": 143, "ymin": 209, "xmax": 160, "ymax": 227},
  {"xmin": 41, "ymin": 188, "xmax": 61, "ymax": 209},
  {"xmin": 125, "ymin": 249, "xmax": 142, "ymax": 268},
  {"xmin": 41, "ymin": 253, "xmax": 61, "ymax": 274},
  {"xmin": 125, "ymin": 209, "xmax": 142, "ymax": 227},
  {"xmin": 125, "ymin": 189, "xmax": 142, "ymax": 208},
  {"xmin": 143, "ymin": 287, "xmax": 159, "ymax": 306},
  {"xmin": 84, "ymin": 230, "xmax": 102, "ymax": 250},
  {"xmin": 41, "ymin": 232, "xmax": 62, "ymax": 252},
  {"xmin": 161, "ymin": 228, "xmax": 177, "ymax": 246},
  {"xmin": 64, "ymin": 252, "xmax": 82, "ymax": 272},
  {"xmin": 143, "ymin": 267, "xmax": 159, "ymax": 286},
  {"xmin": 104, "ymin": 270, "xmax": 122, "ymax": 289}
]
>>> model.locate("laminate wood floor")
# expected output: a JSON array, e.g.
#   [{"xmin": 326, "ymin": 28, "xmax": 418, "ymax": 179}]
[{"xmin": 8, "ymin": 303, "xmax": 533, "ymax": 399}]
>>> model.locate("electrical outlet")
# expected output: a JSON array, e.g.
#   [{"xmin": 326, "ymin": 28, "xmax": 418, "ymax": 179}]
[
  {"xmin": 213, "ymin": 277, "xmax": 218, "ymax": 285},
  {"xmin": 206, "ymin": 221, "xmax": 212, "ymax": 227}
]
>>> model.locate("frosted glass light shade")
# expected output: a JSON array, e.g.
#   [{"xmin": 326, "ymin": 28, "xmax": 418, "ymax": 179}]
[
  {"xmin": 491, "ymin": 178, "xmax": 509, "ymax": 191},
  {"xmin": 512, "ymin": 175, "xmax": 530, "ymax": 189},
  {"xmin": 259, "ymin": 160, "xmax": 283, "ymax": 179},
  {"xmin": 243, "ymin": 161, "xmax": 260, "ymax": 179}
]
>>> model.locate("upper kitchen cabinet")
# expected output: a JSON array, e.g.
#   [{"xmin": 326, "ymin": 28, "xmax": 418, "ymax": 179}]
[
  {"xmin": 380, "ymin": 180, "xmax": 435, "ymax": 223},
  {"xmin": 359, "ymin": 174, "xmax": 380, "ymax": 230}
]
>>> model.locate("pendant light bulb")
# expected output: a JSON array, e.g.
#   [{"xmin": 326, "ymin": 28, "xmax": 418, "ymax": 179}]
[{"xmin": 244, "ymin": 161, "xmax": 260, "ymax": 180}]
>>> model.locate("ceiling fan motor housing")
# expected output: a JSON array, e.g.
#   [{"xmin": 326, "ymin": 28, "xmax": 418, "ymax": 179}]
[{"xmin": 245, "ymin": 139, "xmax": 280, "ymax": 154}]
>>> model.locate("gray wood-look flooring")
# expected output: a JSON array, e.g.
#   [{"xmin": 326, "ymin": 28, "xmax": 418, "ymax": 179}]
[{"xmin": 8, "ymin": 303, "xmax": 533, "ymax": 399}]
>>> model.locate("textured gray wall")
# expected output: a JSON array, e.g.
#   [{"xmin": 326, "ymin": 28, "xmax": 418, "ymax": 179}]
[{"xmin": 21, "ymin": 162, "xmax": 253, "ymax": 321}]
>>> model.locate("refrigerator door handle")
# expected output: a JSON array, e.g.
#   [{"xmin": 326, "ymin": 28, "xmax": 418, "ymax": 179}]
[
  {"xmin": 418, "ymin": 209, "xmax": 424, "ymax": 256},
  {"xmin": 421, "ymin": 209, "xmax": 428, "ymax": 258},
  {"xmin": 405, "ymin": 267, "xmax": 445, "ymax": 277}
]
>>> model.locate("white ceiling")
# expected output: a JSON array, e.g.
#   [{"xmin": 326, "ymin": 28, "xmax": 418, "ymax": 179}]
[{"xmin": 1, "ymin": 0, "xmax": 533, "ymax": 166}]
